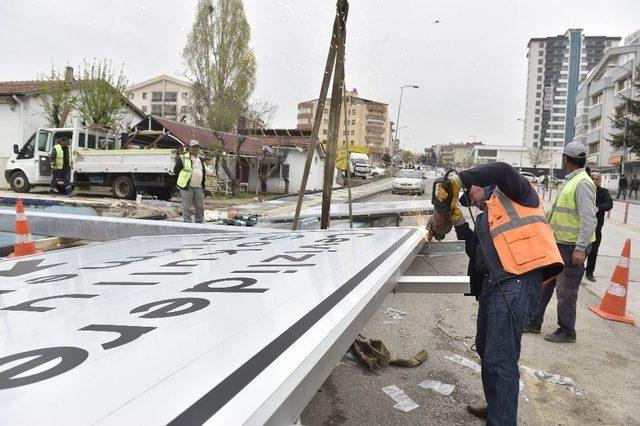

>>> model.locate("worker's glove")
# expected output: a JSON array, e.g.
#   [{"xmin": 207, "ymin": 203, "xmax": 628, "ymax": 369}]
[
  {"xmin": 452, "ymin": 204, "xmax": 466, "ymax": 227},
  {"xmin": 447, "ymin": 173, "xmax": 463, "ymax": 197}
]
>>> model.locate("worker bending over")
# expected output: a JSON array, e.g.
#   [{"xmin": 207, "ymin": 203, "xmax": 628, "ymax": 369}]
[{"xmin": 436, "ymin": 162, "xmax": 564, "ymax": 425}]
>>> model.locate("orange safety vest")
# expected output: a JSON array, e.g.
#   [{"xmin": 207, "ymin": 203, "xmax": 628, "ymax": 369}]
[{"xmin": 485, "ymin": 187, "xmax": 564, "ymax": 282}]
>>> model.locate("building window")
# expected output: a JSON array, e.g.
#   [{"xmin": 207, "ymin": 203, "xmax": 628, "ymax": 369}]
[
  {"xmin": 151, "ymin": 104, "xmax": 162, "ymax": 115},
  {"xmin": 127, "ymin": 92, "xmax": 134, "ymax": 99},
  {"xmin": 534, "ymin": 133, "xmax": 539, "ymax": 139},
  {"xmin": 591, "ymin": 93, "xmax": 602, "ymax": 106},
  {"xmin": 534, "ymin": 117, "xmax": 540, "ymax": 123},
  {"xmin": 182, "ymin": 92, "xmax": 188, "ymax": 100},
  {"xmin": 538, "ymin": 59, "xmax": 543, "ymax": 64},
  {"xmin": 351, "ymin": 130, "xmax": 355, "ymax": 135},
  {"xmin": 298, "ymin": 107, "xmax": 312, "ymax": 115},
  {"xmin": 535, "ymin": 109, "xmax": 540, "ymax": 114},
  {"xmin": 351, "ymin": 119, "xmax": 355, "ymax": 125},
  {"xmin": 142, "ymin": 92, "xmax": 147, "ymax": 100},
  {"xmin": 164, "ymin": 91, "xmax": 178, "ymax": 102},
  {"xmin": 537, "ymin": 67, "xmax": 542, "ymax": 73},
  {"xmin": 588, "ymin": 142, "xmax": 599, "ymax": 154},
  {"xmin": 477, "ymin": 149, "xmax": 498, "ymax": 157},
  {"xmin": 323, "ymin": 129, "xmax": 327, "ymax": 135},
  {"xmin": 536, "ymin": 92, "xmax": 541, "ymax": 98},
  {"xmin": 537, "ymin": 76, "xmax": 542, "ymax": 81},
  {"xmin": 142, "ymin": 105, "xmax": 148, "ymax": 113},
  {"xmin": 535, "ymin": 100, "xmax": 541, "ymax": 106},
  {"xmin": 534, "ymin": 125, "xmax": 539, "ymax": 131},
  {"xmin": 537, "ymin": 84, "xmax": 542, "ymax": 89},
  {"xmin": 152, "ymin": 91, "xmax": 163, "ymax": 102},
  {"xmin": 180, "ymin": 105, "xmax": 187, "ymax": 113}
]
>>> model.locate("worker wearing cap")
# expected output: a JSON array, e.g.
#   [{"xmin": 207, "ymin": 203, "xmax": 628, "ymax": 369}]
[
  {"xmin": 526, "ymin": 142, "xmax": 596, "ymax": 343},
  {"xmin": 49, "ymin": 137, "xmax": 73, "ymax": 196},
  {"xmin": 436, "ymin": 162, "xmax": 563, "ymax": 424},
  {"xmin": 174, "ymin": 140, "xmax": 206, "ymax": 223}
]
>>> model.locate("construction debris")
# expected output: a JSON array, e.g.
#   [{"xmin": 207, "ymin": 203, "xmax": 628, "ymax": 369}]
[
  {"xmin": 520, "ymin": 365, "xmax": 582, "ymax": 396},
  {"xmin": 382, "ymin": 385, "xmax": 419, "ymax": 413},
  {"xmin": 351, "ymin": 336, "xmax": 427, "ymax": 370},
  {"xmin": 384, "ymin": 307, "xmax": 407, "ymax": 320},
  {"xmin": 445, "ymin": 354, "xmax": 481, "ymax": 373},
  {"xmin": 418, "ymin": 379, "xmax": 455, "ymax": 396}
]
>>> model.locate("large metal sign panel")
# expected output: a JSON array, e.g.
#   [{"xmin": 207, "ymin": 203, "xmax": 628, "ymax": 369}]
[{"xmin": 0, "ymin": 228, "xmax": 423, "ymax": 424}]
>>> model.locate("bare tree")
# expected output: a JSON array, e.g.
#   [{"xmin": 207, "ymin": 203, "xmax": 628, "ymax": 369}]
[
  {"xmin": 526, "ymin": 147, "xmax": 551, "ymax": 170},
  {"xmin": 39, "ymin": 66, "xmax": 77, "ymax": 127},
  {"xmin": 77, "ymin": 59, "xmax": 128, "ymax": 128},
  {"xmin": 243, "ymin": 100, "xmax": 278, "ymax": 130},
  {"xmin": 183, "ymin": 0, "xmax": 256, "ymax": 132}
]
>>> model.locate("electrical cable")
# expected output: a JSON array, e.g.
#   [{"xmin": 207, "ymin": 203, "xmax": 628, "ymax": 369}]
[{"xmin": 455, "ymin": 171, "xmax": 523, "ymax": 335}]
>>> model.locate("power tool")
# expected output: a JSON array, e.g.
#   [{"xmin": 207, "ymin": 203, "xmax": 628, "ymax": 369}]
[{"xmin": 425, "ymin": 170, "xmax": 456, "ymax": 241}]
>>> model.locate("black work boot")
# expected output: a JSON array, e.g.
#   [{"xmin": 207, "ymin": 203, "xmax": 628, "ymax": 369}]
[
  {"xmin": 523, "ymin": 322, "xmax": 542, "ymax": 334},
  {"xmin": 544, "ymin": 327, "xmax": 576, "ymax": 343},
  {"xmin": 466, "ymin": 404, "xmax": 488, "ymax": 420},
  {"xmin": 585, "ymin": 273, "xmax": 596, "ymax": 282}
]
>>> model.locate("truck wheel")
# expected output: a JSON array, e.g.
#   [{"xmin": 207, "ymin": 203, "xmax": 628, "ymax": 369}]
[
  {"xmin": 112, "ymin": 176, "xmax": 136, "ymax": 199},
  {"xmin": 154, "ymin": 188, "xmax": 174, "ymax": 201},
  {"xmin": 9, "ymin": 171, "xmax": 31, "ymax": 193}
]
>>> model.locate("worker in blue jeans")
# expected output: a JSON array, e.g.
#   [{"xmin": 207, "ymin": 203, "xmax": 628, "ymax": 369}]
[{"xmin": 444, "ymin": 162, "xmax": 564, "ymax": 425}]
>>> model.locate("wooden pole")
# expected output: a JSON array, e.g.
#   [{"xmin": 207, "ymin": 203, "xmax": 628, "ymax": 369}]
[
  {"xmin": 342, "ymin": 83, "xmax": 354, "ymax": 228},
  {"xmin": 320, "ymin": 0, "xmax": 348, "ymax": 229},
  {"xmin": 291, "ymin": 10, "xmax": 341, "ymax": 230}
]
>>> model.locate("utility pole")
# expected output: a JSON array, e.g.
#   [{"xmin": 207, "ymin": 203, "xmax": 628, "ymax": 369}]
[
  {"xmin": 292, "ymin": 2, "xmax": 347, "ymax": 230},
  {"xmin": 320, "ymin": 1, "xmax": 348, "ymax": 229},
  {"xmin": 394, "ymin": 85, "xmax": 419, "ymax": 159}
]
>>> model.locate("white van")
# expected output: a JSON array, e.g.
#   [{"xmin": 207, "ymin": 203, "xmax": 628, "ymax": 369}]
[{"xmin": 5, "ymin": 126, "xmax": 179, "ymax": 199}]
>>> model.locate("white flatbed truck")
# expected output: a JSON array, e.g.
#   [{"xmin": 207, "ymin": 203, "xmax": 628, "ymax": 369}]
[{"xmin": 5, "ymin": 126, "xmax": 179, "ymax": 200}]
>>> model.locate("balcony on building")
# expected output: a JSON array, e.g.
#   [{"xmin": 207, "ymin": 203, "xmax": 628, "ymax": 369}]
[
  {"xmin": 608, "ymin": 126, "xmax": 623, "ymax": 137},
  {"xmin": 574, "ymin": 135, "xmax": 587, "ymax": 145},
  {"xmin": 586, "ymin": 128, "xmax": 601, "ymax": 144},
  {"xmin": 611, "ymin": 61, "xmax": 633, "ymax": 83},
  {"xmin": 575, "ymin": 112, "xmax": 588, "ymax": 127},
  {"xmin": 612, "ymin": 88, "xmax": 631, "ymax": 109},
  {"xmin": 588, "ymin": 103, "xmax": 602, "ymax": 121},
  {"xmin": 590, "ymin": 76, "xmax": 611, "ymax": 94}
]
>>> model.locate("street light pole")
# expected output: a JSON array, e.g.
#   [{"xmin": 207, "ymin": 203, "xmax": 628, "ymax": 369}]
[
  {"xmin": 394, "ymin": 84, "xmax": 419, "ymax": 158},
  {"xmin": 517, "ymin": 118, "xmax": 525, "ymax": 170}
]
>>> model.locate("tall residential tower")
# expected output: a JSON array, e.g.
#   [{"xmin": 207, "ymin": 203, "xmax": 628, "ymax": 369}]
[{"xmin": 522, "ymin": 29, "xmax": 620, "ymax": 150}]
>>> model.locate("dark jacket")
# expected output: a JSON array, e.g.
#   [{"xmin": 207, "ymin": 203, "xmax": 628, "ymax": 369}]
[
  {"xmin": 619, "ymin": 176, "xmax": 628, "ymax": 189},
  {"xmin": 174, "ymin": 154, "xmax": 206, "ymax": 189},
  {"xmin": 595, "ymin": 186, "xmax": 613, "ymax": 229},
  {"xmin": 456, "ymin": 163, "xmax": 542, "ymax": 296}
]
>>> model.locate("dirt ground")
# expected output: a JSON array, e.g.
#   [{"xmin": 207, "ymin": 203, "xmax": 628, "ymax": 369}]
[{"xmin": 302, "ymin": 193, "xmax": 640, "ymax": 425}]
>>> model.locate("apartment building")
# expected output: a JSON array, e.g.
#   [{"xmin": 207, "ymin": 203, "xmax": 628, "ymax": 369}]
[
  {"xmin": 126, "ymin": 75, "xmax": 192, "ymax": 123},
  {"xmin": 574, "ymin": 39, "xmax": 640, "ymax": 174},
  {"xmin": 296, "ymin": 88, "xmax": 389, "ymax": 163},
  {"xmin": 433, "ymin": 142, "xmax": 482, "ymax": 167},
  {"xmin": 522, "ymin": 29, "xmax": 620, "ymax": 153}
]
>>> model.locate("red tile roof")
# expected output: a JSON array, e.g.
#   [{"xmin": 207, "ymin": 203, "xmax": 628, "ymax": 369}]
[{"xmin": 0, "ymin": 81, "xmax": 45, "ymax": 95}]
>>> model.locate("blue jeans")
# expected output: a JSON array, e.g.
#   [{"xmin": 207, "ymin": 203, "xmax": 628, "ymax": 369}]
[
  {"xmin": 476, "ymin": 271, "xmax": 542, "ymax": 426},
  {"xmin": 50, "ymin": 169, "xmax": 72, "ymax": 195}
]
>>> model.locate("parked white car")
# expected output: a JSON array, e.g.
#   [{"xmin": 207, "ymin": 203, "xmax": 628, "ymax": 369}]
[
  {"xmin": 520, "ymin": 171, "xmax": 538, "ymax": 184},
  {"xmin": 392, "ymin": 169, "xmax": 425, "ymax": 195},
  {"xmin": 370, "ymin": 166, "xmax": 385, "ymax": 177}
]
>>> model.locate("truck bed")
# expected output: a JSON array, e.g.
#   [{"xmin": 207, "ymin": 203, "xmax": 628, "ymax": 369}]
[{"xmin": 74, "ymin": 148, "xmax": 177, "ymax": 174}]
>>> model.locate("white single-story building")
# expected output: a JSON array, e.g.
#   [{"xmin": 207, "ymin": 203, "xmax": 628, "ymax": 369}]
[
  {"xmin": 469, "ymin": 144, "xmax": 563, "ymax": 173},
  {"xmin": 0, "ymin": 77, "xmax": 145, "ymax": 187}
]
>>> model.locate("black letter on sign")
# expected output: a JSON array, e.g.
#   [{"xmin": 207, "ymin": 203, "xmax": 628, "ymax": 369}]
[
  {"xmin": 1, "ymin": 293, "xmax": 98, "ymax": 313},
  {"xmin": 183, "ymin": 277, "xmax": 267, "ymax": 294},
  {"xmin": 79, "ymin": 324, "xmax": 156, "ymax": 350},
  {"xmin": 161, "ymin": 258, "xmax": 217, "ymax": 267},
  {"xmin": 130, "ymin": 298, "xmax": 210, "ymax": 319},
  {"xmin": 25, "ymin": 274, "xmax": 78, "ymax": 284},
  {"xmin": 0, "ymin": 347, "xmax": 88, "ymax": 390}
]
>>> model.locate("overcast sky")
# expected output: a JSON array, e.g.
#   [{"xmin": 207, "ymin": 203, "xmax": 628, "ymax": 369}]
[{"xmin": 1, "ymin": 0, "xmax": 638, "ymax": 152}]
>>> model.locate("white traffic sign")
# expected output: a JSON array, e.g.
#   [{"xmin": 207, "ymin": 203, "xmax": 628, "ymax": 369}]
[{"xmin": 0, "ymin": 227, "xmax": 424, "ymax": 425}]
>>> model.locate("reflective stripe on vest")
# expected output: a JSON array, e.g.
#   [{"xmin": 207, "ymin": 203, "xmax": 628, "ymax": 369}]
[
  {"xmin": 177, "ymin": 154, "xmax": 193, "ymax": 189},
  {"xmin": 548, "ymin": 170, "xmax": 596, "ymax": 244},
  {"xmin": 486, "ymin": 187, "xmax": 564, "ymax": 280},
  {"xmin": 53, "ymin": 144, "xmax": 64, "ymax": 170}
]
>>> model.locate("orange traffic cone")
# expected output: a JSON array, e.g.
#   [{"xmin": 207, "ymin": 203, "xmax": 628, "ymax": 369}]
[
  {"xmin": 589, "ymin": 239, "xmax": 635, "ymax": 325},
  {"xmin": 7, "ymin": 199, "xmax": 42, "ymax": 258}
]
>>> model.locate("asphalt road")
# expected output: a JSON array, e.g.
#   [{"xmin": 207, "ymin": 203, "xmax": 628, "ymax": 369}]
[{"xmin": 302, "ymin": 187, "xmax": 640, "ymax": 425}]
